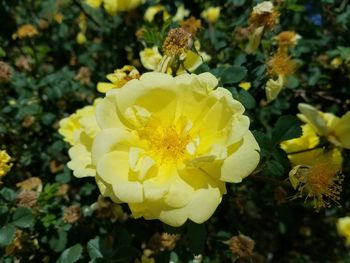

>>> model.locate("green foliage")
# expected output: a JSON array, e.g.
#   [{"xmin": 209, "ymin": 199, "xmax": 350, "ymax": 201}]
[{"xmin": 0, "ymin": 0, "xmax": 349, "ymax": 262}]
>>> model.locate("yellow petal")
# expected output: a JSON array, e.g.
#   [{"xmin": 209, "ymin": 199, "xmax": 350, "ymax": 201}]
[{"xmin": 221, "ymin": 132, "xmax": 260, "ymax": 183}]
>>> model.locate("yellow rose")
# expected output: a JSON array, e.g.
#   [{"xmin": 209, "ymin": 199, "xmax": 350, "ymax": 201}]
[
  {"xmin": 0, "ymin": 150, "xmax": 12, "ymax": 178},
  {"xmin": 76, "ymin": 32, "xmax": 87, "ymax": 45},
  {"xmin": 140, "ymin": 46, "xmax": 163, "ymax": 71},
  {"xmin": 201, "ymin": 7, "xmax": 221, "ymax": 24},
  {"xmin": 104, "ymin": 0, "xmax": 144, "ymax": 15},
  {"xmin": 89, "ymin": 72, "xmax": 259, "ymax": 226},
  {"xmin": 337, "ymin": 217, "xmax": 350, "ymax": 245},
  {"xmin": 97, "ymin": 65, "xmax": 140, "ymax": 93},
  {"xmin": 298, "ymin": 103, "xmax": 350, "ymax": 149},
  {"xmin": 173, "ymin": 4, "xmax": 190, "ymax": 22},
  {"xmin": 144, "ymin": 5, "xmax": 170, "ymax": 22},
  {"xmin": 59, "ymin": 99, "xmax": 101, "ymax": 178}
]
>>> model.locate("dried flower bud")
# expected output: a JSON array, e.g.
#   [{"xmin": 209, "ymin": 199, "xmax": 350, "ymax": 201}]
[
  {"xmin": 17, "ymin": 190, "xmax": 38, "ymax": 208},
  {"xmin": 229, "ymin": 234, "xmax": 255, "ymax": 259},
  {"xmin": 181, "ymin": 16, "xmax": 202, "ymax": 36},
  {"xmin": 63, "ymin": 205, "xmax": 82, "ymax": 223},
  {"xmin": 162, "ymin": 28, "xmax": 192, "ymax": 57},
  {"xmin": 0, "ymin": 61, "xmax": 12, "ymax": 83},
  {"xmin": 75, "ymin": 67, "xmax": 92, "ymax": 85}
]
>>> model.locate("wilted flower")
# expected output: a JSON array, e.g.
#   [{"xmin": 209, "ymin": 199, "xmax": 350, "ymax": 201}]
[
  {"xmin": 13, "ymin": 24, "xmax": 38, "ymax": 39},
  {"xmin": 15, "ymin": 56, "xmax": 32, "ymax": 72},
  {"xmin": 297, "ymin": 103, "xmax": 350, "ymax": 149},
  {"xmin": 249, "ymin": 1, "xmax": 279, "ymax": 30},
  {"xmin": 16, "ymin": 177, "xmax": 43, "ymax": 192},
  {"xmin": 148, "ymin": 233, "xmax": 180, "ymax": 251},
  {"xmin": 90, "ymin": 195, "xmax": 126, "ymax": 222},
  {"xmin": 267, "ymin": 51, "xmax": 296, "ymax": 78},
  {"xmin": 181, "ymin": 16, "xmax": 202, "ymax": 36},
  {"xmin": 288, "ymin": 157, "xmax": 343, "ymax": 210},
  {"xmin": 67, "ymin": 72, "xmax": 260, "ymax": 226},
  {"xmin": 17, "ymin": 190, "xmax": 38, "ymax": 208},
  {"xmin": 0, "ymin": 61, "xmax": 12, "ymax": 83},
  {"xmin": 337, "ymin": 217, "xmax": 350, "ymax": 245},
  {"xmin": 275, "ymin": 31, "xmax": 301, "ymax": 48},
  {"xmin": 265, "ymin": 75, "xmax": 284, "ymax": 103},
  {"xmin": 229, "ymin": 234, "xmax": 255, "ymax": 259},
  {"xmin": 0, "ymin": 150, "xmax": 12, "ymax": 178},
  {"xmin": 75, "ymin": 67, "xmax": 92, "ymax": 85},
  {"xmin": 201, "ymin": 7, "xmax": 221, "ymax": 24},
  {"xmin": 162, "ymin": 28, "xmax": 192, "ymax": 57},
  {"xmin": 63, "ymin": 205, "xmax": 82, "ymax": 223},
  {"xmin": 97, "ymin": 65, "xmax": 140, "ymax": 93}
]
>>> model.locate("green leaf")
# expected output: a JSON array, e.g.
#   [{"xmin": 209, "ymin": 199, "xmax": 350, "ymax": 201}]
[
  {"xmin": 0, "ymin": 188, "xmax": 17, "ymax": 202},
  {"xmin": 187, "ymin": 221, "xmax": 206, "ymax": 255},
  {"xmin": 271, "ymin": 115, "xmax": 302, "ymax": 145},
  {"xmin": 56, "ymin": 244, "xmax": 83, "ymax": 263},
  {"xmin": 235, "ymin": 88, "xmax": 256, "ymax": 109},
  {"xmin": 112, "ymin": 246, "xmax": 139, "ymax": 263},
  {"xmin": 262, "ymin": 160, "xmax": 285, "ymax": 177},
  {"xmin": 12, "ymin": 207, "xmax": 34, "ymax": 228},
  {"xmin": 252, "ymin": 130, "xmax": 272, "ymax": 157},
  {"xmin": 220, "ymin": 66, "xmax": 247, "ymax": 85},
  {"xmin": 49, "ymin": 230, "xmax": 68, "ymax": 252},
  {"xmin": 87, "ymin": 237, "xmax": 103, "ymax": 260},
  {"xmin": 0, "ymin": 224, "xmax": 16, "ymax": 246}
]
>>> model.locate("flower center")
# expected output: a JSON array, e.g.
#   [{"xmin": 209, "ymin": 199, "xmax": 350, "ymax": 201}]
[{"xmin": 138, "ymin": 120, "xmax": 191, "ymax": 163}]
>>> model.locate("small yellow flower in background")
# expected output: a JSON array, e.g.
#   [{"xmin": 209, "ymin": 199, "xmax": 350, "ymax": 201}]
[
  {"xmin": 0, "ymin": 150, "xmax": 12, "ymax": 178},
  {"xmin": 238, "ymin": 82, "xmax": 251, "ymax": 91},
  {"xmin": 97, "ymin": 65, "xmax": 140, "ymax": 93},
  {"xmin": 298, "ymin": 103, "xmax": 350, "ymax": 149},
  {"xmin": 65, "ymin": 72, "xmax": 260, "ymax": 226},
  {"xmin": 144, "ymin": 5, "xmax": 170, "ymax": 22},
  {"xmin": 265, "ymin": 75, "xmax": 283, "ymax": 103},
  {"xmin": 140, "ymin": 46, "xmax": 163, "ymax": 70},
  {"xmin": 13, "ymin": 24, "xmax": 38, "ymax": 39},
  {"xmin": 85, "ymin": 0, "xmax": 103, "ymax": 8},
  {"xmin": 104, "ymin": 0, "xmax": 145, "ymax": 15},
  {"xmin": 252, "ymin": 1, "xmax": 274, "ymax": 14},
  {"xmin": 173, "ymin": 4, "xmax": 190, "ymax": 22},
  {"xmin": 330, "ymin": 57, "xmax": 343, "ymax": 69},
  {"xmin": 59, "ymin": 99, "xmax": 101, "ymax": 178},
  {"xmin": 54, "ymin": 13, "xmax": 64, "ymax": 24},
  {"xmin": 201, "ymin": 7, "xmax": 221, "ymax": 24},
  {"xmin": 337, "ymin": 217, "xmax": 350, "ymax": 245},
  {"xmin": 76, "ymin": 32, "xmax": 87, "ymax": 44}
]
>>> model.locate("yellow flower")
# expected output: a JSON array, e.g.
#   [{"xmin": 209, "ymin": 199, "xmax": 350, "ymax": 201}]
[
  {"xmin": 288, "ymin": 153, "xmax": 343, "ymax": 210},
  {"xmin": 265, "ymin": 75, "xmax": 284, "ymax": 103},
  {"xmin": 282, "ymin": 123, "xmax": 344, "ymax": 210},
  {"xmin": 85, "ymin": 72, "xmax": 260, "ymax": 226},
  {"xmin": 173, "ymin": 4, "xmax": 190, "ymax": 22},
  {"xmin": 76, "ymin": 32, "xmax": 87, "ymax": 44},
  {"xmin": 54, "ymin": 13, "xmax": 64, "ymax": 24},
  {"xmin": 201, "ymin": 7, "xmax": 221, "ymax": 24},
  {"xmin": 104, "ymin": 0, "xmax": 144, "ymax": 15},
  {"xmin": 59, "ymin": 100, "xmax": 101, "ymax": 178},
  {"xmin": 238, "ymin": 82, "xmax": 251, "ymax": 91},
  {"xmin": 144, "ymin": 5, "xmax": 170, "ymax": 22},
  {"xmin": 298, "ymin": 103, "xmax": 350, "ymax": 149},
  {"xmin": 0, "ymin": 150, "xmax": 12, "ymax": 178},
  {"xmin": 97, "ymin": 65, "xmax": 140, "ymax": 93},
  {"xmin": 13, "ymin": 24, "xmax": 38, "ymax": 39},
  {"xmin": 85, "ymin": 0, "xmax": 103, "ymax": 8},
  {"xmin": 337, "ymin": 217, "xmax": 350, "ymax": 245},
  {"xmin": 140, "ymin": 46, "xmax": 163, "ymax": 70}
]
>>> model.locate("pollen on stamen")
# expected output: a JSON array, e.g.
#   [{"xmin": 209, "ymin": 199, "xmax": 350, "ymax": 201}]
[
  {"xmin": 162, "ymin": 28, "xmax": 192, "ymax": 57},
  {"xmin": 289, "ymin": 158, "xmax": 344, "ymax": 211}
]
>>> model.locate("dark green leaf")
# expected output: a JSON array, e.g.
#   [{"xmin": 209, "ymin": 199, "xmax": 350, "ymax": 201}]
[
  {"xmin": 0, "ymin": 224, "xmax": 16, "ymax": 246},
  {"xmin": 220, "ymin": 66, "xmax": 247, "ymax": 85},
  {"xmin": 187, "ymin": 221, "xmax": 206, "ymax": 255},
  {"xmin": 87, "ymin": 237, "xmax": 103, "ymax": 260},
  {"xmin": 271, "ymin": 115, "xmax": 302, "ymax": 145},
  {"xmin": 56, "ymin": 244, "xmax": 83, "ymax": 263},
  {"xmin": 12, "ymin": 207, "xmax": 34, "ymax": 228}
]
